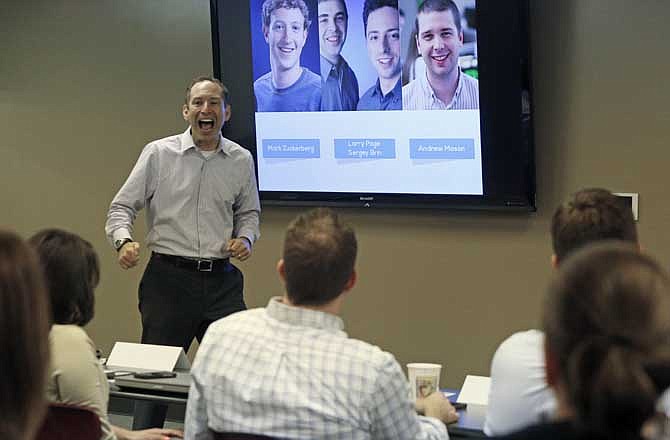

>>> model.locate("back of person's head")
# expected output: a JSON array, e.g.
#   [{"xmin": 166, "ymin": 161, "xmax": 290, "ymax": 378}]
[
  {"xmin": 0, "ymin": 230, "xmax": 50, "ymax": 440},
  {"xmin": 544, "ymin": 242, "xmax": 670, "ymax": 439},
  {"xmin": 29, "ymin": 229, "xmax": 99, "ymax": 326},
  {"xmin": 416, "ymin": 0, "xmax": 461, "ymax": 34},
  {"xmin": 551, "ymin": 188, "xmax": 637, "ymax": 262},
  {"xmin": 362, "ymin": 0, "xmax": 398, "ymax": 33},
  {"xmin": 282, "ymin": 208, "xmax": 357, "ymax": 306}
]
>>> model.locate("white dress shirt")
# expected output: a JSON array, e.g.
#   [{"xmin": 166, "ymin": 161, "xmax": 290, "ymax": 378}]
[
  {"xmin": 105, "ymin": 129, "xmax": 260, "ymax": 258},
  {"xmin": 402, "ymin": 67, "xmax": 479, "ymax": 110},
  {"xmin": 484, "ymin": 329, "xmax": 557, "ymax": 436}
]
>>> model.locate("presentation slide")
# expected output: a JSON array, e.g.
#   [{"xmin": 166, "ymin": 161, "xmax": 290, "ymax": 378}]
[{"xmin": 249, "ymin": 0, "xmax": 482, "ymax": 195}]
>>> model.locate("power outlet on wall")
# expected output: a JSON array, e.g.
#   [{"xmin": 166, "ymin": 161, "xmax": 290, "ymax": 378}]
[{"xmin": 614, "ymin": 192, "xmax": 639, "ymax": 221}]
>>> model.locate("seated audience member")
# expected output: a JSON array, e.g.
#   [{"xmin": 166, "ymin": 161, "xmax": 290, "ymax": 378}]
[
  {"xmin": 0, "ymin": 230, "xmax": 50, "ymax": 440},
  {"xmin": 30, "ymin": 229, "xmax": 183, "ymax": 440},
  {"xmin": 493, "ymin": 242, "xmax": 670, "ymax": 440},
  {"xmin": 185, "ymin": 208, "xmax": 457, "ymax": 439},
  {"xmin": 485, "ymin": 188, "xmax": 639, "ymax": 435}
]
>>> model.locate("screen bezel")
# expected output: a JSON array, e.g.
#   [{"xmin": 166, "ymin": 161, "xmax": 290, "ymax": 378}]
[{"xmin": 210, "ymin": 0, "xmax": 536, "ymax": 211}]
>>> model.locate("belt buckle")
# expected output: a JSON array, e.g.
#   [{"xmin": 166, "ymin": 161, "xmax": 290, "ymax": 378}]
[{"xmin": 197, "ymin": 259, "xmax": 213, "ymax": 272}]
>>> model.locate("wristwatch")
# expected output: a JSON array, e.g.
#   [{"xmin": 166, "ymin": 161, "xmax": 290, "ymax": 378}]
[{"xmin": 114, "ymin": 238, "xmax": 134, "ymax": 252}]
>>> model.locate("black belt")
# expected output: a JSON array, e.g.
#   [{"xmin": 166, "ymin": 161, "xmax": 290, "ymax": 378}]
[{"xmin": 153, "ymin": 253, "xmax": 229, "ymax": 272}]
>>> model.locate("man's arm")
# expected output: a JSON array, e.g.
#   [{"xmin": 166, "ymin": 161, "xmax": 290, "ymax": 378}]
[
  {"xmin": 105, "ymin": 144, "xmax": 157, "ymax": 267},
  {"xmin": 484, "ymin": 331, "xmax": 555, "ymax": 436},
  {"xmin": 368, "ymin": 354, "xmax": 450, "ymax": 440},
  {"xmin": 183, "ymin": 372, "xmax": 212, "ymax": 440},
  {"xmin": 184, "ymin": 330, "xmax": 215, "ymax": 440},
  {"xmin": 230, "ymin": 153, "xmax": 260, "ymax": 256}
]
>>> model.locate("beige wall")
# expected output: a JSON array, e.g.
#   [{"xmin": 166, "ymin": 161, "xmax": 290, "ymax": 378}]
[{"xmin": 2, "ymin": 0, "xmax": 669, "ymax": 388}]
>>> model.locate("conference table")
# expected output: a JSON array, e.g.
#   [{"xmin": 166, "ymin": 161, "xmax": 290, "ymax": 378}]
[
  {"xmin": 449, "ymin": 403, "xmax": 487, "ymax": 438},
  {"xmin": 110, "ymin": 379, "xmax": 486, "ymax": 438}
]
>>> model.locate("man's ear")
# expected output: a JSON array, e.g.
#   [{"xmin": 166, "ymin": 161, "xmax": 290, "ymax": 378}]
[
  {"xmin": 182, "ymin": 104, "xmax": 189, "ymax": 121},
  {"xmin": 277, "ymin": 259, "xmax": 286, "ymax": 282},
  {"xmin": 224, "ymin": 104, "xmax": 232, "ymax": 122},
  {"xmin": 551, "ymin": 254, "xmax": 559, "ymax": 269},
  {"xmin": 263, "ymin": 27, "xmax": 270, "ymax": 43},
  {"xmin": 343, "ymin": 269, "xmax": 357, "ymax": 292},
  {"xmin": 544, "ymin": 339, "xmax": 559, "ymax": 388}
]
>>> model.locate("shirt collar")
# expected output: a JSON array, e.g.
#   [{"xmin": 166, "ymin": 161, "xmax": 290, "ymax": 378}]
[
  {"xmin": 421, "ymin": 67, "xmax": 464, "ymax": 109},
  {"xmin": 320, "ymin": 55, "xmax": 342, "ymax": 81},
  {"xmin": 371, "ymin": 78, "xmax": 401, "ymax": 99},
  {"xmin": 265, "ymin": 296, "xmax": 345, "ymax": 332},
  {"xmin": 370, "ymin": 79, "xmax": 383, "ymax": 97},
  {"xmin": 179, "ymin": 128, "xmax": 230, "ymax": 156}
]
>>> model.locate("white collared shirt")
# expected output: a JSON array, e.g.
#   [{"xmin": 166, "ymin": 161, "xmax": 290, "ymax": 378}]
[
  {"xmin": 484, "ymin": 329, "xmax": 557, "ymax": 436},
  {"xmin": 106, "ymin": 128, "xmax": 260, "ymax": 258},
  {"xmin": 402, "ymin": 67, "xmax": 479, "ymax": 110},
  {"xmin": 184, "ymin": 297, "xmax": 448, "ymax": 440}
]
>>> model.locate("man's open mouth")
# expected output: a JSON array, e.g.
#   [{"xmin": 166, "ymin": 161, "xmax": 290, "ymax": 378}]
[
  {"xmin": 431, "ymin": 54, "xmax": 448, "ymax": 62},
  {"xmin": 198, "ymin": 119, "xmax": 215, "ymax": 129},
  {"xmin": 377, "ymin": 57, "xmax": 394, "ymax": 66},
  {"xmin": 279, "ymin": 46, "xmax": 295, "ymax": 54}
]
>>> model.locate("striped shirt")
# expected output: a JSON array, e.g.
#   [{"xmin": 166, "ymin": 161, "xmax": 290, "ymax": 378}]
[
  {"xmin": 402, "ymin": 68, "xmax": 479, "ymax": 110},
  {"xmin": 105, "ymin": 129, "xmax": 260, "ymax": 258},
  {"xmin": 184, "ymin": 297, "xmax": 448, "ymax": 440}
]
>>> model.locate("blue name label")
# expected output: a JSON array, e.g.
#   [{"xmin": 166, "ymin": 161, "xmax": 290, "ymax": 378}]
[
  {"xmin": 262, "ymin": 139, "xmax": 320, "ymax": 158},
  {"xmin": 409, "ymin": 139, "xmax": 475, "ymax": 159},
  {"xmin": 334, "ymin": 138, "xmax": 396, "ymax": 159}
]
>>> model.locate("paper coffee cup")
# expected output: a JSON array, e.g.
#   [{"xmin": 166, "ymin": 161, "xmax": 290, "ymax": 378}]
[{"xmin": 407, "ymin": 363, "xmax": 442, "ymax": 400}]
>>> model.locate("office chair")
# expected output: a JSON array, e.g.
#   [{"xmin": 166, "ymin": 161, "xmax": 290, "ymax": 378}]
[
  {"xmin": 212, "ymin": 431, "xmax": 279, "ymax": 440},
  {"xmin": 35, "ymin": 403, "xmax": 102, "ymax": 440}
]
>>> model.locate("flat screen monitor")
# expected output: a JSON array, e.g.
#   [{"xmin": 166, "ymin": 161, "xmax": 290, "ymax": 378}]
[{"xmin": 211, "ymin": 0, "xmax": 535, "ymax": 210}]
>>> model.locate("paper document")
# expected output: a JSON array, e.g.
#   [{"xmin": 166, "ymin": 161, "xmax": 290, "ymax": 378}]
[{"xmin": 456, "ymin": 375, "xmax": 491, "ymax": 405}]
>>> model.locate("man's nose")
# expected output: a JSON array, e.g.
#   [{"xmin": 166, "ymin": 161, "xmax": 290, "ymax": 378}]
[{"xmin": 382, "ymin": 35, "xmax": 390, "ymax": 53}]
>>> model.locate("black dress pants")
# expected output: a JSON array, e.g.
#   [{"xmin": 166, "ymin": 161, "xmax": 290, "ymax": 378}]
[{"xmin": 132, "ymin": 253, "xmax": 245, "ymax": 429}]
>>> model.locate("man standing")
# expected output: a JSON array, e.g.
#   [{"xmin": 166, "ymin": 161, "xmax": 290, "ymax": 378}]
[
  {"xmin": 357, "ymin": 0, "xmax": 402, "ymax": 111},
  {"xmin": 318, "ymin": 0, "xmax": 359, "ymax": 111},
  {"xmin": 106, "ymin": 77, "xmax": 260, "ymax": 428},
  {"xmin": 484, "ymin": 188, "xmax": 638, "ymax": 436},
  {"xmin": 402, "ymin": 0, "xmax": 478, "ymax": 110},
  {"xmin": 254, "ymin": 0, "xmax": 321, "ymax": 112},
  {"xmin": 185, "ymin": 208, "xmax": 457, "ymax": 439}
]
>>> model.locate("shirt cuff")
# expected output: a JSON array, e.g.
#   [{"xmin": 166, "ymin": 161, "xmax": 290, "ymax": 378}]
[
  {"xmin": 238, "ymin": 236, "xmax": 253, "ymax": 248},
  {"xmin": 236, "ymin": 230, "xmax": 257, "ymax": 246},
  {"xmin": 111, "ymin": 229, "xmax": 132, "ymax": 246},
  {"xmin": 418, "ymin": 415, "xmax": 449, "ymax": 438}
]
